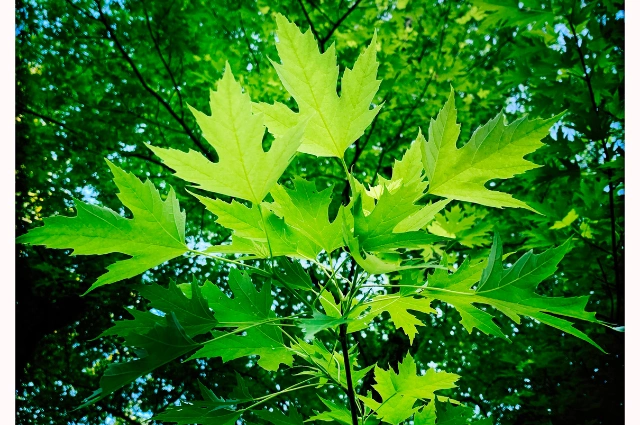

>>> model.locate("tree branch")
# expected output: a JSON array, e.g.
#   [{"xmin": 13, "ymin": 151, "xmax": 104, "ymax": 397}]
[
  {"xmin": 239, "ymin": 15, "xmax": 261, "ymax": 72},
  {"xmin": 17, "ymin": 105, "xmax": 82, "ymax": 137},
  {"xmin": 568, "ymin": 16, "xmax": 622, "ymax": 322},
  {"xmin": 92, "ymin": 0, "xmax": 215, "ymax": 162},
  {"xmin": 296, "ymin": 0, "xmax": 322, "ymax": 50},
  {"xmin": 596, "ymin": 258, "xmax": 615, "ymax": 321},
  {"xmin": 141, "ymin": 0, "xmax": 185, "ymax": 116},
  {"xmin": 121, "ymin": 152, "xmax": 171, "ymax": 171},
  {"xmin": 320, "ymin": 0, "xmax": 364, "ymax": 49},
  {"xmin": 339, "ymin": 323, "xmax": 360, "ymax": 425},
  {"xmin": 371, "ymin": 3, "xmax": 452, "ymax": 184},
  {"xmin": 307, "ymin": 0, "xmax": 336, "ymax": 26}
]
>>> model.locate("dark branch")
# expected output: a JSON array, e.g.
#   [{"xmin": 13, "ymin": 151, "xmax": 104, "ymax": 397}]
[
  {"xmin": 568, "ymin": 15, "xmax": 622, "ymax": 321},
  {"xmin": 320, "ymin": 0, "xmax": 363, "ymax": 48},
  {"xmin": 92, "ymin": 0, "xmax": 215, "ymax": 162},
  {"xmin": 340, "ymin": 324, "xmax": 360, "ymax": 425},
  {"xmin": 239, "ymin": 15, "xmax": 262, "ymax": 72},
  {"xmin": 17, "ymin": 105, "xmax": 82, "ymax": 137},
  {"xmin": 296, "ymin": 0, "xmax": 322, "ymax": 50},
  {"xmin": 120, "ymin": 152, "xmax": 171, "ymax": 171},
  {"xmin": 371, "ymin": 3, "xmax": 451, "ymax": 184},
  {"xmin": 141, "ymin": 0, "xmax": 186, "ymax": 116}
]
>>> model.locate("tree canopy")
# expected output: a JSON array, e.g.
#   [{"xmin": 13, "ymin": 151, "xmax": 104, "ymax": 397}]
[{"xmin": 16, "ymin": 0, "xmax": 624, "ymax": 424}]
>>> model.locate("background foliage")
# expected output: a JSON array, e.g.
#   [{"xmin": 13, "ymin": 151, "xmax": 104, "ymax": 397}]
[{"xmin": 16, "ymin": 0, "xmax": 624, "ymax": 424}]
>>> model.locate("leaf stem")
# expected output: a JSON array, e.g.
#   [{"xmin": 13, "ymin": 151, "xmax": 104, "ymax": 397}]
[
  {"xmin": 188, "ymin": 249, "xmax": 269, "ymax": 276},
  {"xmin": 240, "ymin": 378, "xmax": 320, "ymax": 411},
  {"xmin": 185, "ymin": 315, "xmax": 305, "ymax": 361},
  {"xmin": 214, "ymin": 313, "xmax": 303, "ymax": 328},
  {"xmin": 358, "ymin": 283, "xmax": 479, "ymax": 297}
]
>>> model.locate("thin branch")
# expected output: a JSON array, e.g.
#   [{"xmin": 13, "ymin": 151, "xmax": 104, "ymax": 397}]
[
  {"xmin": 64, "ymin": 0, "xmax": 91, "ymax": 19},
  {"xmin": 104, "ymin": 107, "xmax": 185, "ymax": 134},
  {"xmin": 239, "ymin": 15, "xmax": 261, "ymax": 73},
  {"xmin": 92, "ymin": 0, "xmax": 215, "ymax": 162},
  {"xmin": 570, "ymin": 224, "xmax": 613, "ymax": 256},
  {"xmin": 371, "ymin": 3, "xmax": 452, "ymax": 184},
  {"xmin": 120, "ymin": 152, "xmax": 171, "ymax": 171},
  {"xmin": 320, "ymin": 0, "xmax": 364, "ymax": 49},
  {"xmin": 567, "ymin": 20, "xmax": 601, "ymax": 122},
  {"xmin": 18, "ymin": 105, "xmax": 170, "ymax": 173},
  {"xmin": 306, "ymin": 0, "xmax": 336, "ymax": 26},
  {"xmin": 141, "ymin": 0, "xmax": 185, "ymax": 115},
  {"xmin": 568, "ymin": 15, "xmax": 622, "ymax": 320},
  {"xmin": 296, "ymin": 0, "xmax": 322, "ymax": 49},
  {"xmin": 596, "ymin": 258, "xmax": 615, "ymax": 321},
  {"xmin": 17, "ymin": 105, "xmax": 82, "ymax": 137}
]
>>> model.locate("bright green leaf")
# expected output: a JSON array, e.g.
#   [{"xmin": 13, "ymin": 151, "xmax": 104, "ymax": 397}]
[
  {"xmin": 17, "ymin": 161, "xmax": 188, "ymax": 293},
  {"xmin": 349, "ymin": 294, "xmax": 436, "ymax": 344},
  {"xmin": 258, "ymin": 14, "xmax": 381, "ymax": 158},
  {"xmin": 267, "ymin": 177, "xmax": 344, "ymax": 253},
  {"xmin": 424, "ymin": 234, "xmax": 604, "ymax": 350},
  {"xmin": 148, "ymin": 63, "xmax": 308, "ymax": 204},
  {"xmin": 255, "ymin": 407, "xmax": 304, "ymax": 425},
  {"xmin": 421, "ymin": 88, "xmax": 561, "ymax": 210},
  {"xmin": 359, "ymin": 354, "xmax": 460, "ymax": 425},
  {"xmin": 187, "ymin": 270, "xmax": 294, "ymax": 370},
  {"xmin": 81, "ymin": 313, "xmax": 200, "ymax": 407}
]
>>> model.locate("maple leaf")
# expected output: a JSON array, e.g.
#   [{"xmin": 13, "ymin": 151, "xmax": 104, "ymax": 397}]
[
  {"xmin": 16, "ymin": 160, "xmax": 188, "ymax": 293},
  {"xmin": 254, "ymin": 14, "xmax": 381, "ymax": 158},
  {"xmin": 352, "ymin": 189, "xmax": 444, "ymax": 253},
  {"xmin": 81, "ymin": 313, "xmax": 200, "ymax": 407},
  {"xmin": 255, "ymin": 407, "xmax": 304, "ymax": 425},
  {"xmin": 97, "ymin": 308, "xmax": 166, "ymax": 339},
  {"xmin": 298, "ymin": 310, "xmax": 348, "ymax": 338},
  {"xmin": 359, "ymin": 354, "xmax": 460, "ymax": 425},
  {"xmin": 550, "ymin": 208, "xmax": 579, "ymax": 229},
  {"xmin": 310, "ymin": 397, "xmax": 380, "ymax": 425},
  {"xmin": 228, "ymin": 372, "xmax": 254, "ymax": 401},
  {"xmin": 191, "ymin": 192, "xmax": 265, "ymax": 240},
  {"xmin": 414, "ymin": 400, "xmax": 492, "ymax": 425},
  {"xmin": 342, "ymin": 215, "xmax": 416, "ymax": 275},
  {"xmin": 267, "ymin": 177, "xmax": 344, "ymax": 254},
  {"xmin": 421, "ymin": 88, "xmax": 562, "ymax": 210},
  {"xmin": 355, "ymin": 139, "xmax": 448, "ymax": 242},
  {"xmin": 472, "ymin": 0, "xmax": 554, "ymax": 31},
  {"xmin": 89, "ymin": 277, "xmax": 227, "ymax": 408},
  {"xmin": 192, "ymin": 192, "xmax": 307, "ymax": 258},
  {"xmin": 428, "ymin": 257, "xmax": 486, "ymax": 292},
  {"xmin": 187, "ymin": 270, "xmax": 294, "ymax": 370},
  {"xmin": 367, "ymin": 136, "xmax": 428, "ymax": 203},
  {"xmin": 309, "ymin": 397, "xmax": 355, "ymax": 425},
  {"xmin": 344, "ymin": 199, "xmax": 443, "ymax": 275},
  {"xmin": 348, "ymin": 290, "xmax": 436, "ymax": 344},
  {"xmin": 154, "ymin": 406, "xmax": 239, "ymax": 425},
  {"xmin": 154, "ymin": 377, "xmax": 251, "ymax": 424},
  {"xmin": 291, "ymin": 338, "xmax": 373, "ymax": 389},
  {"xmin": 341, "ymin": 142, "xmax": 450, "ymax": 274},
  {"xmin": 135, "ymin": 280, "xmax": 217, "ymax": 335},
  {"xmin": 148, "ymin": 62, "xmax": 308, "ymax": 204},
  {"xmin": 424, "ymin": 234, "xmax": 604, "ymax": 350},
  {"xmin": 100, "ymin": 280, "xmax": 216, "ymax": 338},
  {"xmin": 413, "ymin": 402, "xmax": 438, "ymax": 425},
  {"xmin": 275, "ymin": 257, "xmax": 315, "ymax": 291},
  {"xmin": 317, "ymin": 290, "xmax": 343, "ymax": 319},
  {"xmin": 427, "ymin": 204, "xmax": 493, "ymax": 248},
  {"xmin": 346, "ymin": 139, "xmax": 447, "ymax": 265}
]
